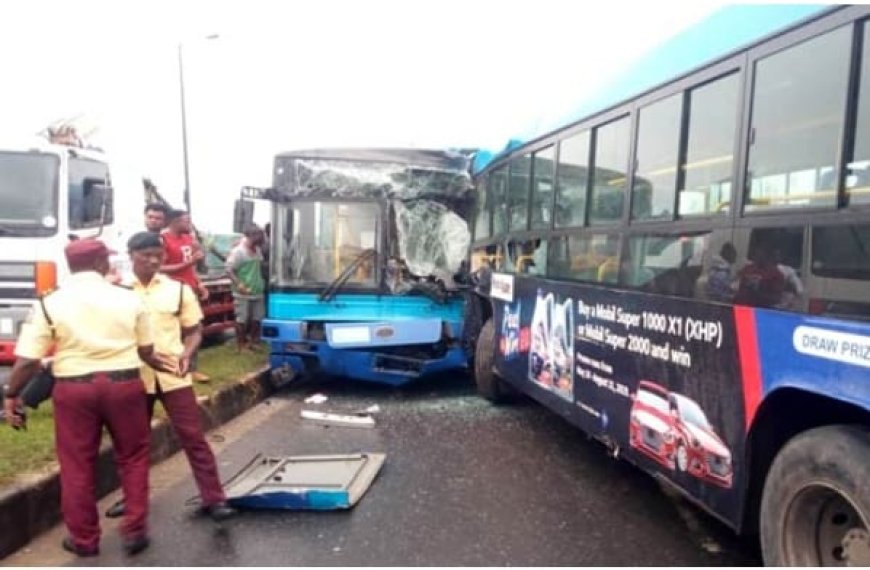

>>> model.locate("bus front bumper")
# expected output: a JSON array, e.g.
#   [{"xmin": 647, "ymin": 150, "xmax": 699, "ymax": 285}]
[{"xmin": 262, "ymin": 318, "xmax": 468, "ymax": 386}]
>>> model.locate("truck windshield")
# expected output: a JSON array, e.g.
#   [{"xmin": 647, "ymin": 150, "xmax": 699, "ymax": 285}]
[
  {"xmin": 278, "ymin": 201, "xmax": 379, "ymax": 287},
  {"xmin": 0, "ymin": 152, "xmax": 58, "ymax": 235}
]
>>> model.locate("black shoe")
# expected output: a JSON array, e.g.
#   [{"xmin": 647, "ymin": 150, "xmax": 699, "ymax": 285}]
[
  {"xmin": 200, "ymin": 501, "xmax": 237, "ymax": 522},
  {"xmin": 61, "ymin": 536, "xmax": 99, "ymax": 557},
  {"xmin": 105, "ymin": 499, "xmax": 125, "ymax": 518},
  {"xmin": 122, "ymin": 535, "xmax": 150, "ymax": 556}
]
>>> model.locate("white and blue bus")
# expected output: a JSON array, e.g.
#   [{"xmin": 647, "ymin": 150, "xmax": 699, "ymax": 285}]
[
  {"xmin": 240, "ymin": 148, "xmax": 475, "ymax": 386},
  {"xmin": 468, "ymin": 5, "xmax": 870, "ymax": 565}
]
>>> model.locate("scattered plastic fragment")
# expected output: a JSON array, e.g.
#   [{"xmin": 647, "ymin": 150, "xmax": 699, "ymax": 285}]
[
  {"xmin": 301, "ymin": 409, "xmax": 375, "ymax": 428},
  {"xmin": 304, "ymin": 393, "xmax": 329, "ymax": 404}
]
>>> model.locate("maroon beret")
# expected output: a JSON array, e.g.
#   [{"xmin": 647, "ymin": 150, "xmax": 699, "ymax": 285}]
[{"xmin": 64, "ymin": 239, "xmax": 117, "ymax": 267}]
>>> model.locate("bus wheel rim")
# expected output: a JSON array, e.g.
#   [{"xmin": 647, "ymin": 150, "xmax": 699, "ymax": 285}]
[{"xmin": 784, "ymin": 483, "xmax": 869, "ymax": 566}]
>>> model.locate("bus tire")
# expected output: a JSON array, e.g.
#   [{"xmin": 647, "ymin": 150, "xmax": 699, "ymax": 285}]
[
  {"xmin": 474, "ymin": 319, "xmax": 504, "ymax": 403},
  {"xmin": 760, "ymin": 425, "xmax": 870, "ymax": 566}
]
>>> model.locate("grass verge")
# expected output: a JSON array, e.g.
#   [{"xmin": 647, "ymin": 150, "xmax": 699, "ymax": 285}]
[{"xmin": 0, "ymin": 341, "xmax": 267, "ymax": 485}]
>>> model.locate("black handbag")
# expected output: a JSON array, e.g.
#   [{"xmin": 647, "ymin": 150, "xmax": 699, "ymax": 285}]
[
  {"xmin": 21, "ymin": 363, "xmax": 55, "ymax": 409},
  {"xmin": 20, "ymin": 296, "xmax": 56, "ymax": 409}
]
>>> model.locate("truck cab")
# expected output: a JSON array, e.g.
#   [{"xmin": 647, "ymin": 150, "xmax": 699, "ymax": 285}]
[{"xmin": 0, "ymin": 135, "xmax": 116, "ymax": 362}]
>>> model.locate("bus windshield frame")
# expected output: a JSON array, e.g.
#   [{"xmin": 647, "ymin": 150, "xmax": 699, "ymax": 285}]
[{"xmin": 270, "ymin": 149, "xmax": 475, "ymax": 293}]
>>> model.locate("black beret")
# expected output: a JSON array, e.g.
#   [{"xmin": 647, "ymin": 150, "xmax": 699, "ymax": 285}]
[
  {"xmin": 166, "ymin": 209, "xmax": 188, "ymax": 222},
  {"xmin": 127, "ymin": 231, "xmax": 164, "ymax": 251}
]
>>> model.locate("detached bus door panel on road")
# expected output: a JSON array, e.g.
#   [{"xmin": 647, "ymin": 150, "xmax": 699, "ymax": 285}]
[{"xmin": 492, "ymin": 275, "xmax": 746, "ymax": 525}]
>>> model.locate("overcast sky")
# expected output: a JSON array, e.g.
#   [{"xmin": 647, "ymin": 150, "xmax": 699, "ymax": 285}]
[{"xmin": 0, "ymin": 0, "xmax": 723, "ymax": 233}]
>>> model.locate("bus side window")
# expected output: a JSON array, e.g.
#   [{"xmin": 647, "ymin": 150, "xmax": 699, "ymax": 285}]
[
  {"xmin": 473, "ymin": 175, "xmax": 490, "ymax": 241},
  {"xmin": 494, "ymin": 243, "xmax": 507, "ymax": 272},
  {"xmin": 732, "ymin": 226, "xmax": 806, "ymax": 311},
  {"xmin": 531, "ymin": 146, "xmax": 555, "ymax": 230},
  {"xmin": 589, "ymin": 117, "xmax": 630, "ymax": 224},
  {"xmin": 622, "ymin": 232, "xmax": 710, "ymax": 298},
  {"xmin": 506, "ymin": 239, "xmax": 546, "ymax": 276},
  {"xmin": 546, "ymin": 233, "xmax": 618, "ymax": 284},
  {"xmin": 808, "ymin": 224, "xmax": 870, "ymax": 318},
  {"xmin": 490, "ymin": 167, "xmax": 508, "ymax": 235},
  {"xmin": 508, "ymin": 156, "xmax": 531, "ymax": 232},
  {"xmin": 745, "ymin": 26, "xmax": 850, "ymax": 212}
]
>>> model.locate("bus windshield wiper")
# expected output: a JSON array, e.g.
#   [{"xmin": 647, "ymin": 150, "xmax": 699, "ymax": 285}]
[{"xmin": 319, "ymin": 248, "xmax": 377, "ymax": 302}]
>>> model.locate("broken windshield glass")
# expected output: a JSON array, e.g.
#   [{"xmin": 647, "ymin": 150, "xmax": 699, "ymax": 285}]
[
  {"xmin": 273, "ymin": 150, "xmax": 476, "ymax": 218},
  {"xmin": 392, "ymin": 199, "xmax": 470, "ymax": 289}
]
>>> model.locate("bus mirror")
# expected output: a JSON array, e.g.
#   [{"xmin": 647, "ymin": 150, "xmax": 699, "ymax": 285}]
[{"xmin": 233, "ymin": 199, "xmax": 254, "ymax": 233}]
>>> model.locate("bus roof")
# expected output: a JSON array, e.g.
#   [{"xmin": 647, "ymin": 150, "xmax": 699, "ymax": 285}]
[
  {"xmin": 272, "ymin": 147, "xmax": 475, "ymax": 206},
  {"xmin": 473, "ymin": 3, "xmax": 831, "ymax": 174},
  {"xmin": 276, "ymin": 148, "xmax": 472, "ymax": 173}
]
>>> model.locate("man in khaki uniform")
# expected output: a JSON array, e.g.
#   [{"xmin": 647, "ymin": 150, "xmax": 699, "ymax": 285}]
[
  {"xmin": 104, "ymin": 232, "xmax": 234, "ymax": 521},
  {"xmin": 2, "ymin": 239, "xmax": 172, "ymax": 557}
]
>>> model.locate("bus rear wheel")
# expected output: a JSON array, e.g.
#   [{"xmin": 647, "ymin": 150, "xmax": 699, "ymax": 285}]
[
  {"xmin": 474, "ymin": 319, "xmax": 505, "ymax": 403},
  {"xmin": 760, "ymin": 425, "xmax": 870, "ymax": 566}
]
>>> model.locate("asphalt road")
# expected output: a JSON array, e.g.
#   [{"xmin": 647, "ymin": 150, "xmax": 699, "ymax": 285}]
[{"xmin": 4, "ymin": 374, "xmax": 761, "ymax": 566}]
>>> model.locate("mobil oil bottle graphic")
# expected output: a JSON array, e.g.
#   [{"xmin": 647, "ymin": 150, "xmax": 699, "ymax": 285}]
[
  {"xmin": 500, "ymin": 300, "xmax": 522, "ymax": 359},
  {"xmin": 529, "ymin": 289, "xmax": 554, "ymax": 386},
  {"xmin": 551, "ymin": 298, "xmax": 574, "ymax": 399}
]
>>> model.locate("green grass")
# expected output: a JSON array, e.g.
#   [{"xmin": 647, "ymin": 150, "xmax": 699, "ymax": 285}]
[
  {"xmin": 193, "ymin": 342, "xmax": 268, "ymax": 398},
  {"xmin": 0, "ymin": 341, "xmax": 267, "ymax": 485},
  {"xmin": 0, "ymin": 402, "xmax": 58, "ymax": 484}
]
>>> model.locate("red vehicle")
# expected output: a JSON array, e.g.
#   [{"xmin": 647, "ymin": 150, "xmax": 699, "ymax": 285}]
[
  {"xmin": 629, "ymin": 381, "xmax": 733, "ymax": 488},
  {"xmin": 629, "ymin": 381, "xmax": 678, "ymax": 470}
]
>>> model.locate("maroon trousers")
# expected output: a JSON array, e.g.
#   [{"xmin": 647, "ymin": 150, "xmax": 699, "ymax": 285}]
[
  {"xmin": 149, "ymin": 385, "xmax": 226, "ymax": 506},
  {"xmin": 53, "ymin": 375, "xmax": 150, "ymax": 551}
]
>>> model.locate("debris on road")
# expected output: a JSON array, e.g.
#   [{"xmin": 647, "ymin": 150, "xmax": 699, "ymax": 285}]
[
  {"xmin": 223, "ymin": 452, "xmax": 386, "ymax": 510},
  {"xmin": 304, "ymin": 393, "xmax": 329, "ymax": 405},
  {"xmin": 301, "ymin": 409, "xmax": 376, "ymax": 428}
]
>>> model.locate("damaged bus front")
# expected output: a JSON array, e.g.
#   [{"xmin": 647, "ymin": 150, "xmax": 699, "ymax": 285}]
[{"xmin": 241, "ymin": 148, "xmax": 475, "ymax": 385}]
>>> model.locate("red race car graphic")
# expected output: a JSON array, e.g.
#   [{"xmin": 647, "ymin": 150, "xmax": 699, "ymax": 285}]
[{"xmin": 628, "ymin": 380, "xmax": 733, "ymax": 488}]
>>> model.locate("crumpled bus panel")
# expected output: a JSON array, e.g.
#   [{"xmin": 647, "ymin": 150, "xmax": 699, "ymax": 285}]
[{"xmin": 223, "ymin": 452, "xmax": 386, "ymax": 510}]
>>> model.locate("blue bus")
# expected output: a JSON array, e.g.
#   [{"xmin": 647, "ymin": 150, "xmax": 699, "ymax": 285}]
[
  {"xmin": 239, "ymin": 148, "xmax": 475, "ymax": 386},
  {"xmin": 467, "ymin": 5, "xmax": 870, "ymax": 566}
]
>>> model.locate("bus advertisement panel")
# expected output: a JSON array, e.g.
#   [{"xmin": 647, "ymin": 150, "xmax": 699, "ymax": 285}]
[{"xmin": 491, "ymin": 274, "xmax": 743, "ymax": 521}]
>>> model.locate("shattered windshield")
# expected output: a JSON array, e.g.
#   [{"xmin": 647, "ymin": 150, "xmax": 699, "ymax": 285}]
[
  {"xmin": 393, "ymin": 200, "xmax": 470, "ymax": 288},
  {"xmin": 272, "ymin": 150, "xmax": 475, "ymax": 293},
  {"xmin": 278, "ymin": 201, "xmax": 379, "ymax": 287},
  {"xmin": 0, "ymin": 152, "xmax": 59, "ymax": 235}
]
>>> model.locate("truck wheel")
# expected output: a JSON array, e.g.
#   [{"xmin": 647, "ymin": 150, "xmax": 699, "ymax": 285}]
[
  {"xmin": 474, "ymin": 319, "xmax": 504, "ymax": 403},
  {"xmin": 760, "ymin": 425, "xmax": 870, "ymax": 566}
]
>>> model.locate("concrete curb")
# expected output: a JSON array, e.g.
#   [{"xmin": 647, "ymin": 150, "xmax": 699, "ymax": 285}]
[{"xmin": 0, "ymin": 365, "xmax": 274, "ymax": 560}]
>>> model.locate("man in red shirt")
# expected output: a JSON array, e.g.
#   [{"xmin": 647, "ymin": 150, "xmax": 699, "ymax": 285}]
[
  {"xmin": 161, "ymin": 209, "xmax": 210, "ymax": 382},
  {"xmin": 161, "ymin": 210, "xmax": 206, "ymax": 294}
]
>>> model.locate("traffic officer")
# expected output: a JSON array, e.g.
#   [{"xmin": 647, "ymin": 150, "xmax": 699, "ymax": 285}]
[
  {"xmin": 104, "ymin": 232, "xmax": 234, "ymax": 521},
  {"xmin": 2, "ymin": 239, "xmax": 174, "ymax": 557}
]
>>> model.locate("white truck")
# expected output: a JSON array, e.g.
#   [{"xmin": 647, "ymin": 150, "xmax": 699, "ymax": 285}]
[{"xmin": 0, "ymin": 129, "xmax": 124, "ymax": 363}]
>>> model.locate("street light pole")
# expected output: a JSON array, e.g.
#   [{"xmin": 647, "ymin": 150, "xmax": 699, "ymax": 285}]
[
  {"xmin": 178, "ymin": 42, "xmax": 192, "ymax": 216},
  {"xmin": 177, "ymin": 34, "xmax": 219, "ymax": 218}
]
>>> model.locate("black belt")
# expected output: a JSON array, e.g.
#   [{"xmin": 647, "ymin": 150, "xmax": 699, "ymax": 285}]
[{"xmin": 55, "ymin": 368, "xmax": 140, "ymax": 383}]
